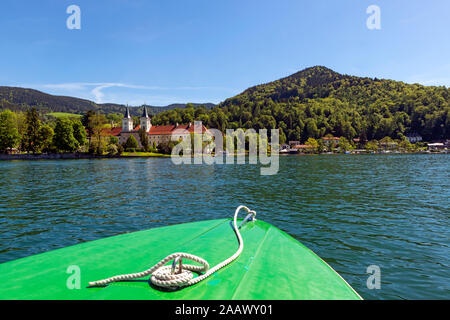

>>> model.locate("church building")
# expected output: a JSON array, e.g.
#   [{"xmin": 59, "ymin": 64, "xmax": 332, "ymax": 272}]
[{"xmin": 103, "ymin": 107, "xmax": 209, "ymax": 148}]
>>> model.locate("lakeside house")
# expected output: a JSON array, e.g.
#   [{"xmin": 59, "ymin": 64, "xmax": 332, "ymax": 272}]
[
  {"xmin": 406, "ymin": 133, "xmax": 423, "ymax": 143},
  {"xmin": 6, "ymin": 148, "xmax": 19, "ymax": 155},
  {"xmin": 427, "ymin": 143, "xmax": 445, "ymax": 151},
  {"xmin": 290, "ymin": 144, "xmax": 314, "ymax": 153},
  {"xmin": 103, "ymin": 107, "xmax": 209, "ymax": 148},
  {"xmin": 379, "ymin": 141, "xmax": 398, "ymax": 150},
  {"xmin": 321, "ymin": 136, "xmax": 340, "ymax": 147},
  {"xmin": 288, "ymin": 141, "xmax": 300, "ymax": 147}
]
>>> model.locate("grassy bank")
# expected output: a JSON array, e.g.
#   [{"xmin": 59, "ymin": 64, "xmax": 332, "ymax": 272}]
[
  {"xmin": 47, "ymin": 112, "xmax": 83, "ymax": 119},
  {"xmin": 121, "ymin": 152, "xmax": 171, "ymax": 157}
]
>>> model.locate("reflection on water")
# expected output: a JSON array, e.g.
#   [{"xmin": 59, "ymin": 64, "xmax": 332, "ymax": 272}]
[{"xmin": 0, "ymin": 154, "xmax": 449, "ymax": 299}]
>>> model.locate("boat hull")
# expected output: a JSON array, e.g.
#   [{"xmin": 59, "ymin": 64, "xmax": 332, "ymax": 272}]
[{"xmin": 0, "ymin": 219, "xmax": 361, "ymax": 300}]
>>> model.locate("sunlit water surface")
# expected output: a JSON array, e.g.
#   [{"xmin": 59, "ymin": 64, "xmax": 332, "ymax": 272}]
[{"xmin": 0, "ymin": 154, "xmax": 448, "ymax": 299}]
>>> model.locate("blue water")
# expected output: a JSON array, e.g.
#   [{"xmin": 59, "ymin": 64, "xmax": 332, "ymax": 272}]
[{"xmin": 0, "ymin": 154, "xmax": 449, "ymax": 299}]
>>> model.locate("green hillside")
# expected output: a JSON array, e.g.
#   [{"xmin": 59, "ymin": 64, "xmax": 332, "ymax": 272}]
[
  {"xmin": 217, "ymin": 66, "xmax": 449, "ymax": 141},
  {"xmin": 0, "ymin": 86, "xmax": 215, "ymax": 116},
  {"xmin": 1, "ymin": 66, "xmax": 448, "ymax": 142}
]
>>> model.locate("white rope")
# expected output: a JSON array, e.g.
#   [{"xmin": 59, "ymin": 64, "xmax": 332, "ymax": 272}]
[{"xmin": 89, "ymin": 205, "xmax": 256, "ymax": 288}]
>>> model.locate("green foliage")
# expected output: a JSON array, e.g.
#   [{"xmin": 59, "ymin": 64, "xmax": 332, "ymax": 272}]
[
  {"xmin": 366, "ymin": 140, "xmax": 379, "ymax": 152},
  {"xmin": 82, "ymin": 110, "xmax": 96, "ymax": 137},
  {"xmin": 106, "ymin": 144, "xmax": 118, "ymax": 155},
  {"xmin": 0, "ymin": 110, "xmax": 20, "ymax": 152},
  {"xmin": 150, "ymin": 66, "xmax": 449, "ymax": 142},
  {"xmin": 37, "ymin": 125, "xmax": 54, "ymax": 153},
  {"xmin": 1, "ymin": 67, "xmax": 448, "ymax": 154},
  {"xmin": 399, "ymin": 140, "xmax": 413, "ymax": 152},
  {"xmin": 138, "ymin": 128, "xmax": 150, "ymax": 151},
  {"xmin": 23, "ymin": 108, "xmax": 41, "ymax": 153},
  {"xmin": 337, "ymin": 137, "xmax": 353, "ymax": 152},
  {"xmin": 53, "ymin": 118, "xmax": 79, "ymax": 152},
  {"xmin": 124, "ymin": 135, "xmax": 138, "ymax": 151},
  {"xmin": 117, "ymin": 144, "xmax": 124, "ymax": 155},
  {"xmin": 107, "ymin": 135, "xmax": 119, "ymax": 146},
  {"xmin": 86, "ymin": 112, "xmax": 107, "ymax": 154},
  {"xmin": 48, "ymin": 112, "xmax": 83, "ymax": 119},
  {"xmin": 157, "ymin": 141, "xmax": 176, "ymax": 154},
  {"xmin": 72, "ymin": 120, "xmax": 87, "ymax": 148},
  {"xmin": 305, "ymin": 138, "xmax": 318, "ymax": 149}
]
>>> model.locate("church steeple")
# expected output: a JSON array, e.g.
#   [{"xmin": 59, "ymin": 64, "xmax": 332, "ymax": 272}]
[
  {"xmin": 122, "ymin": 106, "xmax": 134, "ymax": 132},
  {"xmin": 142, "ymin": 106, "xmax": 149, "ymax": 118},
  {"xmin": 124, "ymin": 106, "xmax": 131, "ymax": 118},
  {"xmin": 140, "ymin": 106, "xmax": 152, "ymax": 133}
]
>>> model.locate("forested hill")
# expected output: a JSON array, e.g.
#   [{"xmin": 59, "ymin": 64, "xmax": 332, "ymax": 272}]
[
  {"xmin": 218, "ymin": 66, "xmax": 449, "ymax": 141},
  {"xmin": 0, "ymin": 86, "xmax": 215, "ymax": 116},
  {"xmin": 1, "ymin": 66, "xmax": 449, "ymax": 141}
]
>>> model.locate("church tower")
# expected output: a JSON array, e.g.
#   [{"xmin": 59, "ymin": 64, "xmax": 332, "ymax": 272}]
[
  {"xmin": 122, "ymin": 106, "xmax": 134, "ymax": 132},
  {"xmin": 140, "ymin": 107, "xmax": 152, "ymax": 133}
]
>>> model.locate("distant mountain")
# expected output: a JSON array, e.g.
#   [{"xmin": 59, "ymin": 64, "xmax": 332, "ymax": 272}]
[
  {"xmin": 1, "ymin": 66, "xmax": 449, "ymax": 141},
  {"xmin": 222, "ymin": 66, "xmax": 449, "ymax": 106},
  {"xmin": 0, "ymin": 86, "xmax": 215, "ymax": 115},
  {"xmin": 218, "ymin": 66, "xmax": 449, "ymax": 140}
]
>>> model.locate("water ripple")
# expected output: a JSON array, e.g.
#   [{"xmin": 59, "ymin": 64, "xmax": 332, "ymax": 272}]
[{"xmin": 0, "ymin": 155, "xmax": 449, "ymax": 299}]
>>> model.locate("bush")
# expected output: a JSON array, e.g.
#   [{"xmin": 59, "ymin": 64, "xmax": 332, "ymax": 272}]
[
  {"xmin": 89, "ymin": 142, "xmax": 105, "ymax": 155},
  {"xmin": 106, "ymin": 144, "xmax": 118, "ymax": 155},
  {"xmin": 157, "ymin": 141, "xmax": 176, "ymax": 154},
  {"xmin": 124, "ymin": 135, "xmax": 138, "ymax": 151}
]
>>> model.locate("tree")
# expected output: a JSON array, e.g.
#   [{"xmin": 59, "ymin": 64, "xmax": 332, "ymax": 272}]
[
  {"xmin": 0, "ymin": 110, "xmax": 20, "ymax": 153},
  {"xmin": 337, "ymin": 137, "xmax": 353, "ymax": 152},
  {"xmin": 305, "ymin": 138, "xmax": 319, "ymax": 153},
  {"xmin": 124, "ymin": 135, "xmax": 138, "ymax": 151},
  {"xmin": 398, "ymin": 140, "xmax": 413, "ymax": 152},
  {"xmin": 88, "ymin": 113, "xmax": 107, "ymax": 154},
  {"xmin": 53, "ymin": 118, "xmax": 79, "ymax": 152},
  {"xmin": 365, "ymin": 140, "xmax": 379, "ymax": 152},
  {"xmin": 157, "ymin": 140, "xmax": 176, "ymax": 154},
  {"xmin": 24, "ymin": 108, "xmax": 41, "ymax": 153},
  {"xmin": 82, "ymin": 110, "xmax": 96, "ymax": 137},
  {"xmin": 138, "ymin": 128, "xmax": 150, "ymax": 151},
  {"xmin": 107, "ymin": 136, "xmax": 119, "ymax": 146},
  {"xmin": 106, "ymin": 144, "xmax": 118, "ymax": 155},
  {"xmin": 305, "ymin": 118, "xmax": 319, "ymax": 139},
  {"xmin": 37, "ymin": 125, "xmax": 54, "ymax": 153},
  {"xmin": 72, "ymin": 120, "xmax": 87, "ymax": 149}
]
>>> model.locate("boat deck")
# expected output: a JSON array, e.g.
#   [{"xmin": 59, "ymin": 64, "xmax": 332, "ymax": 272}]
[{"xmin": 0, "ymin": 219, "xmax": 361, "ymax": 300}]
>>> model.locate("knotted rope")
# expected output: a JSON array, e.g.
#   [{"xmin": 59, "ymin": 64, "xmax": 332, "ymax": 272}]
[{"xmin": 89, "ymin": 205, "xmax": 256, "ymax": 288}]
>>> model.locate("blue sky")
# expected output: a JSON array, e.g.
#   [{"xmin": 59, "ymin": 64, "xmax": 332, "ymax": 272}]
[{"xmin": 0, "ymin": 0, "xmax": 449, "ymax": 106}]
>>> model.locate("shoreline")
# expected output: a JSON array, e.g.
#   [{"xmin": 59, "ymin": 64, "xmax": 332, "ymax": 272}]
[
  {"xmin": 0, "ymin": 151, "xmax": 447, "ymax": 161},
  {"xmin": 0, "ymin": 153, "xmax": 170, "ymax": 161}
]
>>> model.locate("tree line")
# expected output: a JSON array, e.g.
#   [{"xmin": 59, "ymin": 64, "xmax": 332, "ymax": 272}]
[
  {"xmin": 151, "ymin": 67, "xmax": 449, "ymax": 144},
  {"xmin": 0, "ymin": 108, "xmax": 87, "ymax": 153}
]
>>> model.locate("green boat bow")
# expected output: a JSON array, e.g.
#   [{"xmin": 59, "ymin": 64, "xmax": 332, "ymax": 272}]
[{"xmin": 0, "ymin": 210, "xmax": 362, "ymax": 300}]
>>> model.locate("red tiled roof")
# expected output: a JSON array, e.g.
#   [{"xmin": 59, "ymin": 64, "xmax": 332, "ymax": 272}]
[
  {"xmin": 101, "ymin": 127, "xmax": 122, "ymax": 136},
  {"xmin": 149, "ymin": 124, "xmax": 208, "ymax": 135},
  {"xmin": 322, "ymin": 137, "xmax": 340, "ymax": 140},
  {"xmin": 293, "ymin": 145, "xmax": 314, "ymax": 149},
  {"xmin": 101, "ymin": 124, "xmax": 209, "ymax": 136}
]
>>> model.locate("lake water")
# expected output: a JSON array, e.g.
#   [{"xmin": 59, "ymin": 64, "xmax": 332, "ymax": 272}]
[{"xmin": 0, "ymin": 154, "xmax": 448, "ymax": 299}]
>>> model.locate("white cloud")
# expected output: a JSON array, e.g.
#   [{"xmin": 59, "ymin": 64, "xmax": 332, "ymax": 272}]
[{"xmin": 22, "ymin": 82, "xmax": 237, "ymax": 105}]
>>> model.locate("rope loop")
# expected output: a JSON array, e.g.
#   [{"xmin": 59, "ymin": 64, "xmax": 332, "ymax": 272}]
[{"xmin": 89, "ymin": 205, "xmax": 256, "ymax": 288}]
